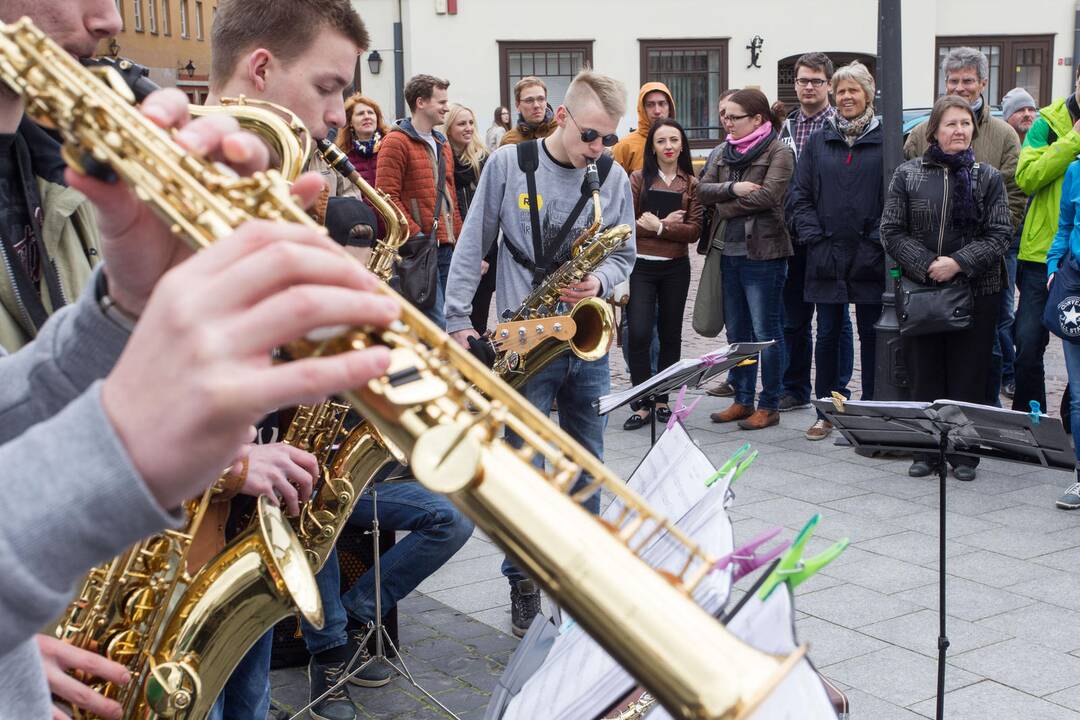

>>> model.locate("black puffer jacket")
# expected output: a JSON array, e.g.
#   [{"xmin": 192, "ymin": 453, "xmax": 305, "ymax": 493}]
[{"xmin": 880, "ymin": 155, "xmax": 1011, "ymax": 297}]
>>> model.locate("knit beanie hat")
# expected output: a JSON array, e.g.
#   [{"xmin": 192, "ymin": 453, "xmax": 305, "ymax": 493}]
[{"xmin": 1001, "ymin": 87, "xmax": 1037, "ymax": 122}]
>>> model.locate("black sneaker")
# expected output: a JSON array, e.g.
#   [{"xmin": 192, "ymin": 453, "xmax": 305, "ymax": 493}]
[
  {"xmin": 344, "ymin": 629, "xmax": 393, "ymax": 688},
  {"xmin": 1002, "ymin": 382, "xmax": 1015, "ymax": 399},
  {"xmin": 307, "ymin": 656, "xmax": 357, "ymax": 720},
  {"xmin": 510, "ymin": 579, "xmax": 541, "ymax": 638},
  {"xmin": 777, "ymin": 394, "xmax": 811, "ymax": 412}
]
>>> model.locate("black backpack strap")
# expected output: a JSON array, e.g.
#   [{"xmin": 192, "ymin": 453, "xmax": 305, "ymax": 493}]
[
  {"xmin": 430, "ymin": 141, "xmax": 447, "ymax": 237},
  {"xmin": 516, "ymin": 141, "xmax": 544, "ymax": 282}
]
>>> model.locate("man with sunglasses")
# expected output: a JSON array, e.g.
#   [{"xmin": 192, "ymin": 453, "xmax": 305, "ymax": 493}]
[{"xmin": 443, "ymin": 69, "xmax": 636, "ymax": 636}]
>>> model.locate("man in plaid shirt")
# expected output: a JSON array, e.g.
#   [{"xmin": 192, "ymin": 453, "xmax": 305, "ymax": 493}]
[{"xmin": 776, "ymin": 52, "xmax": 855, "ymax": 424}]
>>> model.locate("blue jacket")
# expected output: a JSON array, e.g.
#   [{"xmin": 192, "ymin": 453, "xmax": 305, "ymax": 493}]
[
  {"xmin": 788, "ymin": 118, "xmax": 886, "ymax": 304},
  {"xmin": 1047, "ymin": 159, "xmax": 1080, "ymax": 277}
]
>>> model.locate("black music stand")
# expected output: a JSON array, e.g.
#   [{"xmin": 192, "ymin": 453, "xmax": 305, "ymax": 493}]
[
  {"xmin": 812, "ymin": 397, "xmax": 1074, "ymax": 720},
  {"xmin": 597, "ymin": 342, "xmax": 774, "ymax": 445}
]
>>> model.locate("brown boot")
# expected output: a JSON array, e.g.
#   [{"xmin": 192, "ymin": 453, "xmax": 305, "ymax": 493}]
[
  {"xmin": 710, "ymin": 403, "xmax": 754, "ymax": 424},
  {"xmin": 738, "ymin": 409, "xmax": 780, "ymax": 430}
]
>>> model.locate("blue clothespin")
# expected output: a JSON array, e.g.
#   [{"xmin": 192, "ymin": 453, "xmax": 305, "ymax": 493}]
[
  {"xmin": 715, "ymin": 527, "xmax": 790, "ymax": 583},
  {"xmin": 705, "ymin": 443, "xmax": 758, "ymax": 488},
  {"xmin": 1029, "ymin": 400, "xmax": 1042, "ymax": 425},
  {"xmin": 757, "ymin": 514, "xmax": 849, "ymax": 601}
]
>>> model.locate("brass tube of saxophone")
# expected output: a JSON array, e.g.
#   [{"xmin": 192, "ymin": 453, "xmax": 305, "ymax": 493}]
[{"xmin": 1, "ymin": 20, "xmax": 798, "ymax": 718}]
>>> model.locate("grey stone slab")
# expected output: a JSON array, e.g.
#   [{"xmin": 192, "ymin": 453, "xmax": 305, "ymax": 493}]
[
  {"xmin": 738, "ymin": 495, "xmax": 835, "ymax": 529},
  {"xmin": 823, "ymin": 493, "xmax": 930, "ymax": 520},
  {"xmin": 751, "ymin": 447, "xmax": 837, "ymax": 470},
  {"xmin": 976, "ymin": 505, "xmax": 1080, "ymax": 534},
  {"xmin": 415, "ymin": 553, "xmax": 505, "ymax": 594},
  {"xmin": 894, "ymin": 576, "xmax": 1035, "ymax": 622},
  {"xmin": 861, "ymin": 609, "xmax": 1012, "ymax": 658},
  {"xmin": 995, "ymin": 483, "xmax": 1076, "ymax": 508},
  {"xmin": 892, "ymin": 509, "xmax": 1003, "ymax": 539},
  {"xmin": 1006, "ymin": 572, "xmax": 1080, "ymax": 612},
  {"xmin": 802, "ymin": 508, "xmax": 908, "ymax": 544},
  {"xmin": 855, "ymin": 530, "xmax": 977, "ymax": 566},
  {"xmin": 427, "ymin": 577, "xmax": 519, "ymax": 614},
  {"xmin": 956, "ymin": 468, "xmax": 1052, "ymax": 496},
  {"xmin": 847, "ymin": 472, "xmax": 946, "ymax": 499},
  {"xmin": 764, "ymin": 476, "xmax": 870, "ymax": 505},
  {"xmin": 797, "ymin": 583, "xmax": 922, "ymax": 629},
  {"xmin": 1045, "ymin": 684, "xmax": 1080, "ymax": 712},
  {"xmin": 823, "ymin": 645, "xmax": 979, "ymax": 707},
  {"xmin": 945, "ymin": 550, "xmax": 1059, "ymax": 589},
  {"xmin": 909, "ymin": 680, "xmax": 1080, "ymax": 720},
  {"xmin": 978, "ymin": 602, "xmax": 1080, "ymax": 653},
  {"xmin": 908, "ymin": 486, "xmax": 1019, "ymax": 516},
  {"xmin": 468, "ymin": 606, "xmax": 514, "ymax": 636},
  {"xmin": 788, "ymin": 459, "xmax": 895, "ymax": 485},
  {"xmin": 834, "ymin": 688, "xmax": 925, "ymax": 719},
  {"xmin": 822, "ymin": 555, "xmax": 940, "ymax": 595},
  {"xmin": 1033, "ymin": 546, "xmax": 1080, "ymax": 573},
  {"xmin": 950, "ymin": 637, "xmax": 1080, "ymax": 696},
  {"xmin": 793, "ymin": 616, "xmax": 889, "ymax": 667}
]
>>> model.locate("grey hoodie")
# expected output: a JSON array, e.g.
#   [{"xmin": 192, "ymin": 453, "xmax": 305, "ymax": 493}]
[
  {"xmin": 443, "ymin": 140, "xmax": 636, "ymax": 333},
  {"xmin": 0, "ymin": 269, "xmax": 181, "ymax": 718}
]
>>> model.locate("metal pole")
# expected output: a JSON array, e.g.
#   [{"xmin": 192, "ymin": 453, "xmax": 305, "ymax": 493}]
[
  {"xmin": 393, "ymin": 20, "xmax": 405, "ymax": 120},
  {"xmin": 873, "ymin": 0, "xmax": 909, "ymax": 401}
]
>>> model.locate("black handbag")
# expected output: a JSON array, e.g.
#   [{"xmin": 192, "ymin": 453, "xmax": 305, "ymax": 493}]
[
  {"xmin": 394, "ymin": 143, "xmax": 447, "ymax": 311},
  {"xmin": 1043, "ymin": 249, "xmax": 1080, "ymax": 343},
  {"xmin": 895, "ymin": 274, "xmax": 973, "ymax": 337}
]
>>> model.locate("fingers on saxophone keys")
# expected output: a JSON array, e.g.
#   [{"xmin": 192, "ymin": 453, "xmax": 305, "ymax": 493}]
[
  {"xmin": 231, "ymin": 285, "xmax": 397, "ymax": 355},
  {"xmin": 292, "ymin": 172, "xmax": 331, "ymax": 212},
  {"xmin": 244, "ymin": 349, "xmax": 392, "ymax": 411},
  {"xmin": 139, "ymin": 87, "xmax": 193, "ymax": 130},
  {"xmin": 46, "ymin": 671, "xmax": 123, "ymax": 720}
]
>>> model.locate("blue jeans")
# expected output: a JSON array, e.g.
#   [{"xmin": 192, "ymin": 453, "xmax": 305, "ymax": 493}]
[
  {"xmin": 424, "ymin": 243, "xmax": 455, "ymax": 330},
  {"xmin": 782, "ymin": 245, "xmax": 853, "ymax": 402},
  {"xmin": 1012, "ymin": 260, "xmax": 1051, "ymax": 413},
  {"xmin": 301, "ymin": 481, "xmax": 474, "ymax": 655},
  {"xmin": 814, "ymin": 303, "xmax": 882, "ymax": 419},
  {"xmin": 207, "ymin": 631, "xmax": 273, "ymax": 720},
  {"xmin": 989, "ymin": 243, "xmax": 1019, "ymax": 405},
  {"xmin": 502, "ymin": 353, "xmax": 609, "ymax": 585},
  {"xmin": 1062, "ymin": 342, "xmax": 1080, "ymax": 466},
  {"xmin": 723, "ymin": 255, "xmax": 787, "ymax": 411}
]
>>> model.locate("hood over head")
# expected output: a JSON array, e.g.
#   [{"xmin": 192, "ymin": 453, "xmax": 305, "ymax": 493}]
[{"xmin": 635, "ymin": 82, "xmax": 676, "ymax": 137}]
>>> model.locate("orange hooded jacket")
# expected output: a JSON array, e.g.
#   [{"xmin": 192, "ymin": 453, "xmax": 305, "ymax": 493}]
[{"xmin": 611, "ymin": 82, "xmax": 676, "ymax": 172}]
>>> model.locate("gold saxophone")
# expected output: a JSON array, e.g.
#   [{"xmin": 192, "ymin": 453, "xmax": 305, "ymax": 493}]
[
  {"xmin": 490, "ymin": 161, "xmax": 630, "ymax": 386},
  {"xmin": 3, "ymin": 18, "xmax": 798, "ymax": 719}
]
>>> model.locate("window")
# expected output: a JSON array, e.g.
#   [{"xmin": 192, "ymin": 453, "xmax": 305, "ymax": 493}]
[
  {"xmin": 497, "ymin": 41, "xmax": 593, "ymax": 112},
  {"xmin": 179, "ymin": 0, "xmax": 189, "ymax": 38},
  {"xmin": 133, "ymin": 0, "xmax": 143, "ymax": 32},
  {"xmin": 114, "ymin": 0, "xmax": 125, "ymax": 30},
  {"xmin": 640, "ymin": 39, "xmax": 728, "ymax": 148},
  {"xmin": 161, "ymin": 0, "xmax": 170, "ymax": 35},
  {"xmin": 194, "ymin": 1, "xmax": 204, "ymax": 40},
  {"xmin": 935, "ymin": 35, "xmax": 1054, "ymax": 107},
  {"xmin": 147, "ymin": 0, "xmax": 157, "ymax": 33}
]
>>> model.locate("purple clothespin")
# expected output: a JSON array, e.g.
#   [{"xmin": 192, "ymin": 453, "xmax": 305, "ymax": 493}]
[
  {"xmin": 699, "ymin": 350, "xmax": 726, "ymax": 367},
  {"xmin": 666, "ymin": 384, "xmax": 702, "ymax": 430},
  {"xmin": 714, "ymin": 527, "xmax": 790, "ymax": 583}
]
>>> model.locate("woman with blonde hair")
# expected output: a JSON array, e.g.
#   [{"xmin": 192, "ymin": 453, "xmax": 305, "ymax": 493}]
[
  {"xmin": 443, "ymin": 104, "xmax": 497, "ymax": 331},
  {"xmin": 337, "ymin": 94, "xmax": 390, "ymax": 235}
]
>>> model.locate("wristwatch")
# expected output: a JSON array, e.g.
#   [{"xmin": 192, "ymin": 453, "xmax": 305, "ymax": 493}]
[{"xmin": 95, "ymin": 271, "xmax": 140, "ymax": 332}]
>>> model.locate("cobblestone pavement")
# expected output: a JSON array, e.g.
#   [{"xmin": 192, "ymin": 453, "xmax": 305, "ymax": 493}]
[{"xmin": 273, "ymin": 253, "xmax": 1080, "ymax": 718}]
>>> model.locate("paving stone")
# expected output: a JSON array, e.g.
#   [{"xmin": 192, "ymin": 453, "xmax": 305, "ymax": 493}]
[
  {"xmin": 848, "ymin": 472, "xmax": 946, "ymax": 499},
  {"xmin": 949, "ymin": 637, "xmax": 1080, "ymax": 697},
  {"xmin": 824, "ymin": 493, "xmax": 930, "ymax": 519},
  {"xmin": 1046, "ymin": 684, "xmax": 1080, "ymax": 712},
  {"xmin": 415, "ymin": 553, "xmax": 506, "ymax": 593},
  {"xmin": 861, "ymin": 609, "xmax": 1011, "ymax": 658},
  {"xmin": 823, "ymin": 645, "xmax": 979, "ymax": 707},
  {"xmin": 996, "ymin": 482, "xmax": 1077, "ymax": 508},
  {"xmin": 797, "ymin": 583, "xmax": 922, "ymax": 629},
  {"xmin": 974, "ymin": 505, "xmax": 1080, "ymax": 534},
  {"xmin": 1006, "ymin": 572, "xmax": 1080, "ymax": 612},
  {"xmin": 788, "ymin": 458, "xmax": 895, "ymax": 485},
  {"xmin": 835, "ymin": 687, "xmax": 926, "ymax": 719},
  {"xmin": 908, "ymin": 486, "xmax": 1019, "ymax": 515},
  {"xmin": 427, "ymin": 577, "xmax": 515, "ymax": 614},
  {"xmin": 794, "ymin": 616, "xmax": 888, "ymax": 667},
  {"xmin": 944, "ymin": 549, "xmax": 1058, "ymax": 588},
  {"xmin": 978, "ymin": 602, "xmax": 1080, "ymax": 653},
  {"xmin": 751, "ymin": 447, "xmax": 837, "ymax": 470},
  {"xmin": 892, "ymin": 509, "xmax": 1002, "ymax": 539},
  {"xmin": 855, "ymin": 530, "xmax": 977, "ymax": 566},
  {"xmin": 894, "ymin": 576, "xmax": 1035, "ymax": 622},
  {"xmin": 822, "ymin": 554, "xmax": 941, "ymax": 595},
  {"xmin": 909, "ymin": 680, "xmax": 1080, "ymax": 720}
]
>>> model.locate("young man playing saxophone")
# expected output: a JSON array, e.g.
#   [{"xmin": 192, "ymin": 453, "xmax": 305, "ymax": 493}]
[
  {"xmin": 0, "ymin": 5, "xmax": 399, "ymax": 720},
  {"xmin": 207, "ymin": 4, "xmax": 473, "ymax": 719},
  {"xmin": 445, "ymin": 69, "xmax": 637, "ymax": 636}
]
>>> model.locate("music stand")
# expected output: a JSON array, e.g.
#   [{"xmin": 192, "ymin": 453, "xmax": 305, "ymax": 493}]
[
  {"xmin": 288, "ymin": 479, "xmax": 461, "ymax": 720},
  {"xmin": 597, "ymin": 342, "xmax": 774, "ymax": 445},
  {"xmin": 813, "ymin": 397, "xmax": 1074, "ymax": 720}
]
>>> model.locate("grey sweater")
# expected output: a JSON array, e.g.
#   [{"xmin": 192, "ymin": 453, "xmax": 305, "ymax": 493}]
[
  {"xmin": 443, "ymin": 141, "xmax": 636, "ymax": 333},
  {"xmin": 0, "ymin": 269, "xmax": 182, "ymax": 718}
]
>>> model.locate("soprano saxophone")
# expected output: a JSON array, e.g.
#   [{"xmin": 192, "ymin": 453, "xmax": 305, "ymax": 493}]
[
  {"xmin": 2, "ymin": 18, "xmax": 798, "ymax": 719},
  {"xmin": 490, "ymin": 160, "xmax": 630, "ymax": 386}
]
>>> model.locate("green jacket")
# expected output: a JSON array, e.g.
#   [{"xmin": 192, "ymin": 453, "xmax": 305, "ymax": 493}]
[
  {"xmin": 0, "ymin": 121, "xmax": 100, "ymax": 351},
  {"xmin": 1016, "ymin": 96, "xmax": 1080, "ymax": 263}
]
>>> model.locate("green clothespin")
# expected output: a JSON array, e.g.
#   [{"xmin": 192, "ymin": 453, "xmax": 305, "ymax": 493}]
[
  {"xmin": 757, "ymin": 514, "xmax": 849, "ymax": 601},
  {"xmin": 705, "ymin": 443, "xmax": 758, "ymax": 488}
]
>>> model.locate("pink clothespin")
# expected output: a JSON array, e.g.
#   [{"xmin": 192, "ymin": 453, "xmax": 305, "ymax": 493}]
[
  {"xmin": 666, "ymin": 384, "xmax": 702, "ymax": 430},
  {"xmin": 714, "ymin": 527, "xmax": 790, "ymax": 583}
]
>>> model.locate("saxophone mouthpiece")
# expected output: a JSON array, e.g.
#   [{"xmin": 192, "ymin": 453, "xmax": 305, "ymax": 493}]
[
  {"xmin": 316, "ymin": 138, "xmax": 359, "ymax": 178},
  {"xmin": 584, "ymin": 159, "xmax": 601, "ymax": 195}
]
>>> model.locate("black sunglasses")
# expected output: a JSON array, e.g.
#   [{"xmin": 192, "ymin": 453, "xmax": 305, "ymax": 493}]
[{"xmin": 565, "ymin": 106, "xmax": 619, "ymax": 147}]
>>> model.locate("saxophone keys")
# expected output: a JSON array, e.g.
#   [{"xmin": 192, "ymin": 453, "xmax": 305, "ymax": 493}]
[{"xmin": 411, "ymin": 424, "xmax": 483, "ymax": 494}]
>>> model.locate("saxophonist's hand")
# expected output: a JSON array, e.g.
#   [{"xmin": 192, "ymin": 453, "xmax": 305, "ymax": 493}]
[
  {"xmin": 36, "ymin": 634, "xmax": 129, "ymax": 720},
  {"xmin": 101, "ymin": 222, "xmax": 398, "ymax": 511},
  {"xmin": 238, "ymin": 443, "xmax": 319, "ymax": 517},
  {"xmin": 64, "ymin": 88, "xmax": 326, "ymax": 318},
  {"xmin": 558, "ymin": 273, "xmax": 601, "ymax": 304}
]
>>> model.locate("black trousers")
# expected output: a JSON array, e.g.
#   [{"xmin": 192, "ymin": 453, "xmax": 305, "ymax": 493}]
[
  {"xmin": 469, "ymin": 243, "xmax": 499, "ymax": 333},
  {"xmin": 627, "ymin": 256, "xmax": 691, "ymax": 407},
  {"xmin": 904, "ymin": 291, "xmax": 1000, "ymax": 468}
]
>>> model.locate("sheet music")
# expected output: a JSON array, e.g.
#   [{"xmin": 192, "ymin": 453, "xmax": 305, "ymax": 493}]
[
  {"xmin": 597, "ymin": 357, "xmax": 703, "ymax": 415},
  {"xmin": 646, "ymin": 589, "xmax": 837, "ymax": 720},
  {"xmin": 501, "ymin": 424, "xmax": 735, "ymax": 720}
]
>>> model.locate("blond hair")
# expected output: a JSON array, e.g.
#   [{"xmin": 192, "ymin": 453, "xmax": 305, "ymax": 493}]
[
  {"xmin": 514, "ymin": 76, "xmax": 547, "ymax": 105},
  {"xmin": 442, "ymin": 104, "xmax": 488, "ymax": 176},
  {"xmin": 563, "ymin": 69, "xmax": 626, "ymax": 122},
  {"xmin": 831, "ymin": 61, "xmax": 876, "ymax": 107}
]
